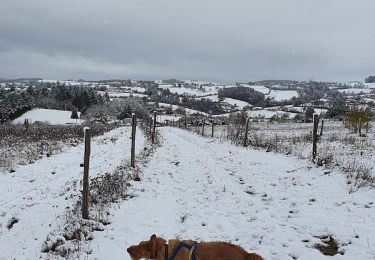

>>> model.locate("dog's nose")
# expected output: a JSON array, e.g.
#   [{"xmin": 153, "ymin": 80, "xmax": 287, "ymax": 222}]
[{"xmin": 127, "ymin": 247, "xmax": 131, "ymax": 253}]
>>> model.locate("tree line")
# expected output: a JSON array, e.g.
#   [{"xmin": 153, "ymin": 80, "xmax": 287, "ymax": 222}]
[
  {"xmin": 365, "ymin": 76, "xmax": 375, "ymax": 83},
  {"xmin": 218, "ymin": 86, "xmax": 265, "ymax": 107},
  {"xmin": 0, "ymin": 83, "xmax": 105, "ymax": 123},
  {"xmin": 0, "ymin": 89, "xmax": 33, "ymax": 123}
]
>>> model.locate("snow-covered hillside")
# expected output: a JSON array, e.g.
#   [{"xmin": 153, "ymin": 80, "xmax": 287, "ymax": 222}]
[{"xmin": 13, "ymin": 109, "xmax": 84, "ymax": 125}]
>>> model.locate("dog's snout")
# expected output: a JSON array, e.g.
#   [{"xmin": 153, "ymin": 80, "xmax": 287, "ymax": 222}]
[{"xmin": 127, "ymin": 247, "xmax": 131, "ymax": 253}]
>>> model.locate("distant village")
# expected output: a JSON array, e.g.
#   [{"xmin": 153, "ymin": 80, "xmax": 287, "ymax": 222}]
[{"xmin": 1, "ymin": 76, "xmax": 375, "ymax": 124}]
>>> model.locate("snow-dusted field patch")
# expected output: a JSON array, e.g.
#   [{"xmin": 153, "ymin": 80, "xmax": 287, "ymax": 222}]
[
  {"xmin": 223, "ymin": 98, "xmax": 251, "ymax": 109},
  {"xmin": 269, "ymin": 90, "xmax": 299, "ymax": 101},
  {"xmin": 13, "ymin": 108, "xmax": 84, "ymax": 125}
]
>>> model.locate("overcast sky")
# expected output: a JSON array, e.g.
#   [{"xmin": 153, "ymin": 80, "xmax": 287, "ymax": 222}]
[{"xmin": 0, "ymin": 0, "xmax": 374, "ymax": 83}]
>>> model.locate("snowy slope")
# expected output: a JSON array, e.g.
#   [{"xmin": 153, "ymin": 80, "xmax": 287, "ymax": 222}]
[
  {"xmin": 269, "ymin": 90, "xmax": 298, "ymax": 101},
  {"xmin": 223, "ymin": 98, "xmax": 251, "ymax": 109},
  {"xmin": 0, "ymin": 127, "xmax": 145, "ymax": 259},
  {"xmin": 90, "ymin": 128, "xmax": 375, "ymax": 260},
  {"xmin": 13, "ymin": 108, "xmax": 84, "ymax": 125},
  {"xmin": 241, "ymin": 84, "xmax": 271, "ymax": 95}
]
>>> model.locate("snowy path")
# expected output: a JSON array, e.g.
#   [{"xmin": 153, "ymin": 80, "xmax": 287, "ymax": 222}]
[
  {"xmin": 91, "ymin": 127, "xmax": 375, "ymax": 260},
  {"xmin": 0, "ymin": 126, "xmax": 145, "ymax": 259}
]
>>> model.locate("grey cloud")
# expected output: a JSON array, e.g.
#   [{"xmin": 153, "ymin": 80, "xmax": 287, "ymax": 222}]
[{"xmin": 0, "ymin": 0, "xmax": 374, "ymax": 82}]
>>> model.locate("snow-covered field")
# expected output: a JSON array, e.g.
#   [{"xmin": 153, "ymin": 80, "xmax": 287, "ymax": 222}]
[
  {"xmin": 1, "ymin": 122, "xmax": 375, "ymax": 259},
  {"xmin": 0, "ymin": 126, "xmax": 145, "ymax": 259},
  {"xmin": 223, "ymin": 98, "xmax": 251, "ymax": 109},
  {"xmin": 210, "ymin": 120, "xmax": 375, "ymax": 191},
  {"xmin": 13, "ymin": 109, "xmax": 84, "ymax": 125},
  {"xmin": 89, "ymin": 127, "xmax": 375, "ymax": 259},
  {"xmin": 268, "ymin": 90, "xmax": 299, "ymax": 101},
  {"xmin": 338, "ymin": 88, "xmax": 372, "ymax": 95}
]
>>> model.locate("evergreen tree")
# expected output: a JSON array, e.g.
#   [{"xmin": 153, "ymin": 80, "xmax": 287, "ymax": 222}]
[{"xmin": 71, "ymin": 110, "xmax": 79, "ymax": 119}]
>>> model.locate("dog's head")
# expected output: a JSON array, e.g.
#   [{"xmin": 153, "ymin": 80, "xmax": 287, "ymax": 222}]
[{"xmin": 127, "ymin": 234, "xmax": 166, "ymax": 260}]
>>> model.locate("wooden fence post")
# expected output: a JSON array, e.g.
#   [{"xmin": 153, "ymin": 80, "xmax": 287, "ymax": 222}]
[
  {"xmin": 320, "ymin": 119, "xmax": 324, "ymax": 136},
  {"xmin": 131, "ymin": 113, "xmax": 136, "ymax": 168},
  {"xmin": 358, "ymin": 118, "xmax": 362, "ymax": 137},
  {"xmin": 149, "ymin": 117, "xmax": 153, "ymax": 136},
  {"xmin": 211, "ymin": 119, "xmax": 214, "ymax": 138},
  {"xmin": 82, "ymin": 127, "xmax": 91, "ymax": 219},
  {"xmin": 312, "ymin": 114, "xmax": 319, "ymax": 161},
  {"xmin": 243, "ymin": 118, "xmax": 250, "ymax": 147},
  {"xmin": 227, "ymin": 121, "xmax": 230, "ymax": 140},
  {"xmin": 152, "ymin": 111, "xmax": 157, "ymax": 144},
  {"xmin": 185, "ymin": 117, "xmax": 187, "ymax": 129},
  {"xmin": 202, "ymin": 119, "xmax": 205, "ymax": 136}
]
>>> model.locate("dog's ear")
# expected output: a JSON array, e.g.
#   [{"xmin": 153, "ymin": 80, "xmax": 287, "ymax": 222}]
[{"xmin": 149, "ymin": 234, "xmax": 158, "ymax": 258}]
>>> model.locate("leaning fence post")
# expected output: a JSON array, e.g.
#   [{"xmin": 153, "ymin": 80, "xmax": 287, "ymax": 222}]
[
  {"xmin": 312, "ymin": 114, "xmax": 319, "ymax": 161},
  {"xmin": 152, "ymin": 111, "xmax": 157, "ymax": 144},
  {"xmin": 211, "ymin": 119, "xmax": 214, "ymax": 138},
  {"xmin": 82, "ymin": 127, "xmax": 91, "ymax": 219},
  {"xmin": 243, "ymin": 117, "xmax": 250, "ymax": 147},
  {"xmin": 320, "ymin": 119, "xmax": 324, "ymax": 136},
  {"xmin": 131, "ymin": 113, "xmax": 136, "ymax": 168}
]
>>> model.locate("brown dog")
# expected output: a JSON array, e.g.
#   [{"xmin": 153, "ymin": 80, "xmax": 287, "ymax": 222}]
[{"xmin": 127, "ymin": 234, "xmax": 264, "ymax": 260}]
